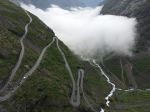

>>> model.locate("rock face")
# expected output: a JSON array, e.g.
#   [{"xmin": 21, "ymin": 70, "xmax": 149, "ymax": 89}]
[
  {"xmin": 100, "ymin": 0, "xmax": 150, "ymax": 89},
  {"xmin": 101, "ymin": 0, "xmax": 150, "ymax": 51},
  {"xmin": 100, "ymin": 2, "xmax": 150, "ymax": 111}
]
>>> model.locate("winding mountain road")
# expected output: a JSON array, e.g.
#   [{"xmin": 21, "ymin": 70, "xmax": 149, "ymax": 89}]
[
  {"xmin": 56, "ymin": 42, "xmax": 99, "ymax": 110},
  {"xmin": 0, "ymin": 10, "xmax": 32, "ymax": 94},
  {"xmin": 79, "ymin": 69, "xmax": 98, "ymax": 112},
  {"xmin": 56, "ymin": 38, "xmax": 80, "ymax": 107},
  {"xmin": 0, "ymin": 32, "xmax": 96, "ymax": 111},
  {"xmin": 0, "ymin": 4, "xmax": 56, "ymax": 101},
  {"xmin": 0, "ymin": 36, "xmax": 56, "ymax": 102},
  {"xmin": 1, "ymin": 3, "xmax": 149, "ymax": 110},
  {"xmin": 18, "ymin": 37, "xmax": 56, "ymax": 83}
]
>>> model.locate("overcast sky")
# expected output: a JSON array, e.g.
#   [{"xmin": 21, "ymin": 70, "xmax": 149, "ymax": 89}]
[{"xmin": 79, "ymin": 0, "xmax": 104, "ymax": 7}]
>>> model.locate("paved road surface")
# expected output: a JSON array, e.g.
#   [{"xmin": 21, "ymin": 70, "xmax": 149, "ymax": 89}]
[
  {"xmin": 79, "ymin": 69, "xmax": 98, "ymax": 112},
  {"xmin": 0, "ymin": 37, "xmax": 56, "ymax": 102},
  {"xmin": 56, "ymin": 38, "xmax": 80, "ymax": 107},
  {"xmin": 0, "ymin": 10, "xmax": 32, "ymax": 94}
]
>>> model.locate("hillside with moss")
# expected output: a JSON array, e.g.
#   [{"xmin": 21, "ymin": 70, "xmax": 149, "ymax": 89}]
[
  {"xmin": 0, "ymin": 0, "xmax": 111, "ymax": 112},
  {"xmin": 1, "ymin": 0, "xmax": 150, "ymax": 112}
]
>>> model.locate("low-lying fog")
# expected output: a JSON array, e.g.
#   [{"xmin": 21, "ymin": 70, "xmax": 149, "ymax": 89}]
[{"xmin": 21, "ymin": 4, "xmax": 137, "ymax": 59}]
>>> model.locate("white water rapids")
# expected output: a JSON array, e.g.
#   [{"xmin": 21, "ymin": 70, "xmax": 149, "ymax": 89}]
[{"xmin": 92, "ymin": 60, "xmax": 116, "ymax": 107}]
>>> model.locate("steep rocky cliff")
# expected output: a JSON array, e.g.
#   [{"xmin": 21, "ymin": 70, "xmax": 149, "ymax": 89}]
[{"xmin": 101, "ymin": 0, "xmax": 150, "ymax": 51}]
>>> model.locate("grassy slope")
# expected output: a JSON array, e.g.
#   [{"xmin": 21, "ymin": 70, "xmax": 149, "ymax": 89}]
[
  {"xmin": 0, "ymin": 0, "xmax": 110, "ymax": 112},
  {"xmin": 2, "ymin": 0, "xmax": 150, "ymax": 111}
]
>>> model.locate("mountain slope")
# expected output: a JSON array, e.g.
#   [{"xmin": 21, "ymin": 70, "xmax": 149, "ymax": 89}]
[
  {"xmin": 0, "ymin": 0, "xmax": 110, "ymax": 112},
  {"xmin": 101, "ymin": 0, "xmax": 150, "ymax": 51},
  {"xmin": 101, "ymin": 0, "xmax": 150, "ymax": 89},
  {"xmin": 1, "ymin": 0, "xmax": 150, "ymax": 112},
  {"xmin": 100, "ymin": 0, "xmax": 150, "ymax": 112}
]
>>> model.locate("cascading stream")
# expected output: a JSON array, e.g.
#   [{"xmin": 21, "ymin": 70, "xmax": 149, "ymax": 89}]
[{"xmin": 92, "ymin": 60, "xmax": 116, "ymax": 108}]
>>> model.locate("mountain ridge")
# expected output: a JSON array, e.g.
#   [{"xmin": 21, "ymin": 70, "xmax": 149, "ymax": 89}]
[{"xmin": 11, "ymin": 0, "xmax": 85, "ymax": 9}]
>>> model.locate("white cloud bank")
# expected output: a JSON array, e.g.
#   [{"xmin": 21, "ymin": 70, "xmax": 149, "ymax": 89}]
[{"xmin": 21, "ymin": 4, "xmax": 137, "ymax": 59}]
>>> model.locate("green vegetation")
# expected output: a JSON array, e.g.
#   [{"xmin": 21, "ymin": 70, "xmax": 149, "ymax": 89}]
[
  {"xmin": 1, "ymin": 0, "xmax": 150, "ymax": 112},
  {"xmin": 0, "ymin": 0, "xmax": 28, "ymax": 80},
  {"xmin": 104, "ymin": 57, "xmax": 122, "ymax": 79},
  {"xmin": 116, "ymin": 90, "xmax": 150, "ymax": 103},
  {"xmin": 133, "ymin": 56, "xmax": 150, "ymax": 73},
  {"xmin": 0, "ymin": 0, "xmax": 110, "ymax": 112},
  {"xmin": 27, "ymin": 14, "xmax": 54, "ymax": 48}
]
